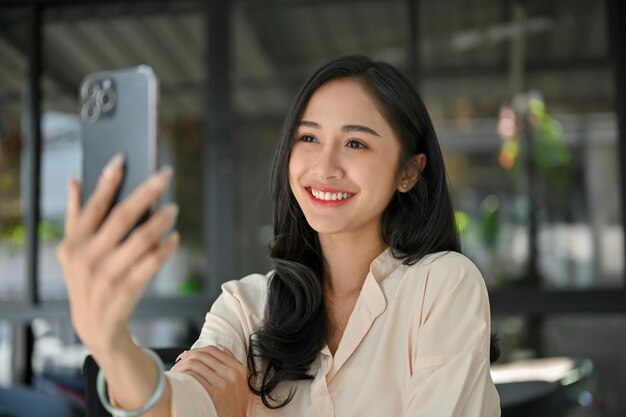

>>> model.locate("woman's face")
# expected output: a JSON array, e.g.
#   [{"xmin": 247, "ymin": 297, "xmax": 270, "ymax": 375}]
[{"xmin": 288, "ymin": 77, "xmax": 406, "ymax": 238}]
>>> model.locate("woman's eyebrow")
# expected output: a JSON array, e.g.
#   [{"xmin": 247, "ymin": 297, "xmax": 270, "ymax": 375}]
[
  {"xmin": 297, "ymin": 120, "xmax": 381, "ymax": 137},
  {"xmin": 342, "ymin": 124, "xmax": 381, "ymax": 137},
  {"xmin": 297, "ymin": 120, "xmax": 321, "ymax": 129}
]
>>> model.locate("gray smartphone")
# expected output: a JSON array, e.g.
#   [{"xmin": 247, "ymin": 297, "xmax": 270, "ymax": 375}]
[{"xmin": 79, "ymin": 65, "xmax": 158, "ymax": 230}]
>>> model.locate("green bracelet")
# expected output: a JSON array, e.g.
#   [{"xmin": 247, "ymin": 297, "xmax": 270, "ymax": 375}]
[{"xmin": 96, "ymin": 348, "xmax": 166, "ymax": 417}]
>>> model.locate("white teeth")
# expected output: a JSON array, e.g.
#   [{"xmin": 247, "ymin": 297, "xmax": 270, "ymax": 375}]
[{"xmin": 310, "ymin": 188, "xmax": 353, "ymax": 201}]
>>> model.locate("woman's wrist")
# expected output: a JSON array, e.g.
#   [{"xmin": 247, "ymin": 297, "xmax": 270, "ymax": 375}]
[
  {"xmin": 91, "ymin": 337, "xmax": 170, "ymax": 416},
  {"xmin": 97, "ymin": 348, "xmax": 166, "ymax": 417},
  {"xmin": 89, "ymin": 326, "xmax": 135, "ymax": 362}
]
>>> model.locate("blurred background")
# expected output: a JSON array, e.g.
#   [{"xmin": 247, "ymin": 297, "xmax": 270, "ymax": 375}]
[{"xmin": 0, "ymin": 0, "xmax": 625, "ymax": 416}]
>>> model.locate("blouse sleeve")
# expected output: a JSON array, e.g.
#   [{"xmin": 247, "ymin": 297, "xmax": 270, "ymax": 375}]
[
  {"xmin": 165, "ymin": 274, "xmax": 267, "ymax": 417},
  {"xmin": 403, "ymin": 255, "xmax": 501, "ymax": 417}
]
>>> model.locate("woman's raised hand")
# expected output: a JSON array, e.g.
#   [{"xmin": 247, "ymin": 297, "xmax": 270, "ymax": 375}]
[
  {"xmin": 171, "ymin": 345, "xmax": 250, "ymax": 417},
  {"xmin": 56, "ymin": 154, "xmax": 180, "ymax": 354}
]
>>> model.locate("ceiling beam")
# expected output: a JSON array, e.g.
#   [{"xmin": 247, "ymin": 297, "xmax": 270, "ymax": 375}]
[{"xmin": 0, "ymin": 21, "xmax": 77, "ymax": 98}]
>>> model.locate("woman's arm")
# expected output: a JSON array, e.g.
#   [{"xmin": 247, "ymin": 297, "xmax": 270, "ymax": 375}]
[
  {"xmin": 169, "ymin": 345, "xmax": 249, "ymax": 417},
  {"xmin": 164, "ymin": 275, "xmax": 266, "ymax": 417},
  {"xmin": 57, "ymin": 156, "xmax": 179, "ymax": 417},
  {"xmin": 94, "ymin": 333, "xmax": 172, "ymax": 417},
  {"xmin": 58, "ymin": 154, "xmax": 261, "ymax": 416},
  {"xmin": 403, "ymin": 255, "xmax": 500, "ymax": 417}
]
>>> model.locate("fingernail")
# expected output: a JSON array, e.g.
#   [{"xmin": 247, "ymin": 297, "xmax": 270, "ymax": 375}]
[
  {"xmin": 148, "ymin": 166, "xmax": 173, "ymax": 190},
  {"xmin": 164, "ymin": 203, "xmax": 179, "ymax": 217},
  {"xmin": 159, "ymin": 166, "xmax": 173, "ymax": 180},
  {"xmin": 103, "ymin": 153, "xmax": 125, "ymax": 179},
  {"xmin": 175, "ymin": 350, "xmax": 187, "ymax": 362},
  {"xmin": 217, "ymin": 344, "xmax": 226, "ymax": 352}
]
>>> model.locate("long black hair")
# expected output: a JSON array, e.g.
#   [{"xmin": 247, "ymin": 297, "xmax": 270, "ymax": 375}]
[{"xmin": 246, "ymin": 55, "xmax": 499, "ymax": 409}]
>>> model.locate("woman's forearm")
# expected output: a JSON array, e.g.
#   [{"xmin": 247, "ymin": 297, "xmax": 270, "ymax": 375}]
[
  {"xmin": 92, "ymin": 332, "xmax": 171, "ymax": 417},
  {"xmin": 57, "ymin": 163, "xmax": 179, "ymax": 416}
]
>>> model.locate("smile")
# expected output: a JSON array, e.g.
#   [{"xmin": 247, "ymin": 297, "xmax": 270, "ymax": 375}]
[
  {"xmin": 311, "ymin": 188, "xmax": 353, "ymax": 201},
  {"xmin": 306, "ymin": 186, "xmax": 355, "ymax": 206}
]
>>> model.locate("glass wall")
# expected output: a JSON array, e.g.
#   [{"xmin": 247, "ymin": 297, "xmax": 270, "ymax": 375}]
[
  {"xmin": 0, "ymin": 0, "xmax": 625, "ymax": 415},
  {"xmin": 420, "ymin": 0, "xmax": 622, "ymax": 289}
]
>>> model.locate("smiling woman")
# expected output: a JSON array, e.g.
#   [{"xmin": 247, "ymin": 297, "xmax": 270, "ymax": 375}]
[
  {"xmin": 289, "ymin": 77, "xmax": 416, "ymax": 239},
  {"xmin": 57, "ymin": 55, "xmax": 500, "ymax": 417},
  {"xmin": 237, "ymin": 55, "xmax": 500, "ymax": 416}
]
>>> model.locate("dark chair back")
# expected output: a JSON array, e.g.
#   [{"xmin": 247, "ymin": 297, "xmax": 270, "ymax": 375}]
[{"xmin": 0, "ymin": 385, "xmax": 84, "ymax": 417}]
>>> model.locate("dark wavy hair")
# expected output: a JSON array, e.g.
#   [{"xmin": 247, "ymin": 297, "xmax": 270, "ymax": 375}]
[{"xmin": 246, "ymin": 55, "xmax": 499, "ymax": 408}]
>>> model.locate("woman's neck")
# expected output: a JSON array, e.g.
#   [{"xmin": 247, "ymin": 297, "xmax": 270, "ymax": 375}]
[{"xmin": 319, "ymin": 229, "xmax": 387, "ymax": 300}]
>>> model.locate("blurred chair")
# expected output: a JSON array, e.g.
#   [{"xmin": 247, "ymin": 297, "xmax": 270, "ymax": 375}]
[
  {"xmin": 83, "ymin": 347, "xmax": 184, "ymax": 417},
  {"xmin": 0, "ymin": 384, "xmax": 84, "ymax": 417},
  {"xmin": 493, "ymin": 357, "xmax": 599, "ymax": 417}
]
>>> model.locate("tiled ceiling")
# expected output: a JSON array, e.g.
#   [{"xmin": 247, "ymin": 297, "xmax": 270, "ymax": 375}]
[{"xmin": 0, "ymin": 0, "xmax": 613, "ymax": 130}]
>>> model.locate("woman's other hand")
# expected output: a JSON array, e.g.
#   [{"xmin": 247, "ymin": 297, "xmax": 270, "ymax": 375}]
[
  {"xmin": 171, "ymin": 345, "xmax": 250, "ymax": 417},
  {"xmin": 56, "ymin": 154, "xmax": 180, "ymax": 354}
]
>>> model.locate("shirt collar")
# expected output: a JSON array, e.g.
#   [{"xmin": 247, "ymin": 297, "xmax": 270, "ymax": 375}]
[
  {"xmin": 320, "ymin": 247, "xmax": 407, "ymax": 378},
  {"xmin": 369, "ymin": 246, "xmax": 407, "ymax": 283}
]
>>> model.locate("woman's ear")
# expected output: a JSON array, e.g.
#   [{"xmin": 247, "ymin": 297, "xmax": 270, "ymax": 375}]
[{"xmin": 398, "ymin": 153, "xmax": 427, "ymax": 193}]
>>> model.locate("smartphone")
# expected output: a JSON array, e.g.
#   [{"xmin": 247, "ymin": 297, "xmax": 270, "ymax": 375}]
[{"xmin": 79, "ymin": 65, "xmax": 158, "ymax": 231}]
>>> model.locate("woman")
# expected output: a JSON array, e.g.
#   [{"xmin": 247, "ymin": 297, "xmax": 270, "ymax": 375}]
[{"xmin": 57, "ymin": 55, "xmax": 500, "ymax": 417}]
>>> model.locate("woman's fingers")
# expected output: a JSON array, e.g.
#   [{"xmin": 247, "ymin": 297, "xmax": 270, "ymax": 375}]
[
  {"xmin": 57, "ymin": 176, "xmax": 82, "ymax": 268},
  {"xmin": 64, "ymin": 174, "xmax": 81, "ymax": 240},
  {"xmin": 204, "ymin": 346, "xmax": 240, "ymax": 369},
  {"xmin": 183, "ymin": 370, "xmax": 215, "ymax": 394},
  {"xmin": 96, "ymin": 203, "xmax": 179, "ymax": 283},
  {"xmin": 83, "ymin": 166, "xmax": 173, "ymax": 262},
  {"xmin": 99, "ymin": 231, "xmax": 180, "ymax": 321},
  {"xmin": 122, "ymin": 230, "xmax": 180, "ymax": 290},
  {"xmin": 175, "ymin": 356, "xmax": 220, "ymax": 377},
  {"xmin": 172, "ymin": 353, "xmax": 235, "ymax": 393},
  {"xmin": 175, "ymin": 346, "xmax": 234, "ymax": 366},
  {"xmin": 55, "ymin": 156, "xmax": 183, "ymax": 354},
  {"xmin": 71, "ymin": 154, "xmax": 125, "ymax": 245},
  {"xmin": 171, "ymin": 345, "xmax": 249, "ymax": 416},
  {"xmin": 173, "ymin": 346, "xmax": 245, "ymax": 384}
]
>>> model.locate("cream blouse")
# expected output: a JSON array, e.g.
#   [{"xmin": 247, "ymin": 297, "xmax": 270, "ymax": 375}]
[{"xmin": 165, "ymin": 249, "xmax": 501, "ymax": 416}]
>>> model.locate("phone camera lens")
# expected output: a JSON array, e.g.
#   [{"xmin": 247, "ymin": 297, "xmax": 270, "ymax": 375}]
[
  {"xmin": 80, "ymin": 98, "xmax": 101, "ymax": 124},
  {"xmin": 80, "ymin": 79, "xmax": 101, "ymax": 99},
  {"xmin": 97, "ymin": 88, "xmax": 116, "ymax": 113}
]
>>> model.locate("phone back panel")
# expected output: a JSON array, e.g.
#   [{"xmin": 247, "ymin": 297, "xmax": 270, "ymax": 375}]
[{"xmin": 79, "ymin": 65, "xmax": 157, "ymax": 209}]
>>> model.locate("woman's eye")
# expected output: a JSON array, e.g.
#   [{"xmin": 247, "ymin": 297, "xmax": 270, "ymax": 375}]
[
  {"xmin": 299, "ymin": 135, "xmax": 317, "ymax": 143},
  {"xmin": 347, "ymin": 140, "xmax": 367, "ymax": 149}
]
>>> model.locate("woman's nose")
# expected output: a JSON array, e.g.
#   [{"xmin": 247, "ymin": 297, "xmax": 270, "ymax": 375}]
[{"xmin": 312, "ymin": 147, "xmax": 344, "ymax": 180}]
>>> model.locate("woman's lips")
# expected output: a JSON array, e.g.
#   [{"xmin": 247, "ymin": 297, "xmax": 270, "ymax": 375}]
[{"xmin": 306, "ymin": 186, "xmax": 356, "ymax": 207}]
